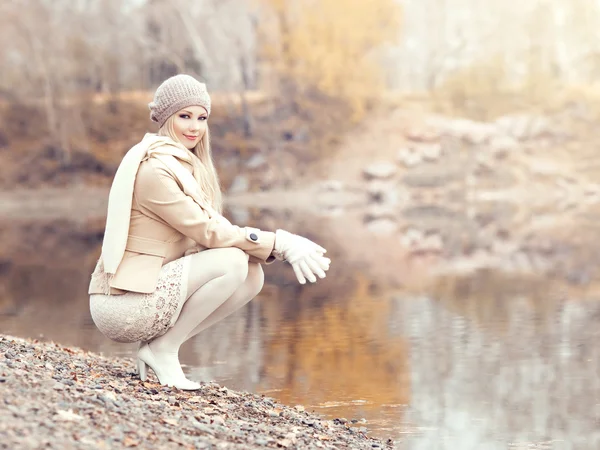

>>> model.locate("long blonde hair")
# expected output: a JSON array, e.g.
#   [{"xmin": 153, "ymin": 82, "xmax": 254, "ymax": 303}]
[{"xmin": 158, "ymin": 116, "xmax": 223, "ymax": 214}]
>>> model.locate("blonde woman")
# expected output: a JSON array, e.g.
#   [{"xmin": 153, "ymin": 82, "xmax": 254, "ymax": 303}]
[{"xmin": 88, "ymin": 74, "xmax": 330, "ymax": 390}]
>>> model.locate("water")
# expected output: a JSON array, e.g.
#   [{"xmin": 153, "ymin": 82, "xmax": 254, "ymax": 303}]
[{"xmin": 1, "ymin": 197, "xmax": 600, "ymax": 448}]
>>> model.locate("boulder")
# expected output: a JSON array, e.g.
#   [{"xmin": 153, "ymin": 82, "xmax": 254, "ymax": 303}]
[
  {"xmin": 494, "ymin": 114, "xmax": 551, "ymax": 140},
  {"xmin": 399, "ymin": 228, "xmax": 424, "ymax": 249},
  {"xmin": 246, "ymin": 153, "xmax": 267, "ymax": 169},
  {"xmin": 405, "ymin": 127, "xmax": 440, "ymax": 142},
  {"xmin": 426, "ymin": 115, "xmax": 498, "ymax": 144},
  {"xmin": 362, "ymin": 161, "xmax": 397, "ymax": 180},
  {"xmin": 488, "ymin": 135, "xmax": 519, "ymax": 157},
  {"xmin": 397, "ymin": 148, "xmax": 423, "ymax": 168},
  {"xmin": 419, "ymin": 143, "xmax": 442, "ymax": 161},
  {"xmin": 319, "ymin": 179, "xmax": 345, "ymax": 192},
  {"xmin": 228, "ymin": 175, "xmax": 249, "ymax": 194},
  {"xmin": 365, "ymin": 218, "xmax": 398, "ymax": 235},
  {"xmin": 366, "ymin": 180, "xmax": 402, "ymax": 204}
]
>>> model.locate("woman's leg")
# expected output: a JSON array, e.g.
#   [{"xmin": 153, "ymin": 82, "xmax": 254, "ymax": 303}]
[
  {"xmin": 145, "ymin": 248, "xmax": 249, "ymax": 379},
  {"xmin": 183, "ymin": 262, "xmax": 264, "ymax": 342}
]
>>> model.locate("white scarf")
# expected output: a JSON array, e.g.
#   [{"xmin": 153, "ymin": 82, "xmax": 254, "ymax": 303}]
[{"xmin": 101, "ymin": 133, "xmax": 220, "ymax": 274}]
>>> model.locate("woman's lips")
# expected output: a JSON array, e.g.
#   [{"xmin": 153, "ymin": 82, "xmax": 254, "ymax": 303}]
[{"xmin": 183, "ymin": 134, "xmax": 198, "ymax": 140}]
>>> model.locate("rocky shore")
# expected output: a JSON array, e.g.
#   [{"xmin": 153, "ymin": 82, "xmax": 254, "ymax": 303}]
[{"xmin": 0, "ymin": 335, "xmax": 392, "ymax": 449}]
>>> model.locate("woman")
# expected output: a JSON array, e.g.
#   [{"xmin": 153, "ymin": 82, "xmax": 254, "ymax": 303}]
[{"xmin": 88, "ymin": 74, "xmax": 331, "ymax": 390}]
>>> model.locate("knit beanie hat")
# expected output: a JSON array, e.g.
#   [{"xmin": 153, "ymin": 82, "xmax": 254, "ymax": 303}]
[{"xmin": 148, "ymin": 74, "xmax": 211, "ymax": 127}]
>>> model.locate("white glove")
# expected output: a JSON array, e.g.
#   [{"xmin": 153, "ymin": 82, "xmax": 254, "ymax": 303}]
[{"xmin": 273, "ymin": 229, "xmax": 331, "ymax": 284}]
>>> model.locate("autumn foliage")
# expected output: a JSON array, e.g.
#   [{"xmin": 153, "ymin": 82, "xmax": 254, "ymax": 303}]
[{"xmin": 258, "ymin": 0, "xmax": 401, "ymax": 120}]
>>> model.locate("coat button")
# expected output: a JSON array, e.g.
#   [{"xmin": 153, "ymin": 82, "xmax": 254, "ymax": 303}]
[{"xmin": 249, "ymin": 233, "xmax": 258, "ymax": 241}]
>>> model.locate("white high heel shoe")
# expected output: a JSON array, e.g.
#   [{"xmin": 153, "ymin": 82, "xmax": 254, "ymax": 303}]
[
  {"xmin": 134, "ymin": 341, "xmax": 145, "ymax": 376},
  {"xmin": 137, "ymin": 343, "xmax": 201, "ymax": 391}
]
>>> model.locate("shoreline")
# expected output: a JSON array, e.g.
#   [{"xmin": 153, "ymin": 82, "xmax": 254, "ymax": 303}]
[{"xmin": 0, "ymin": 334, "xmax": 392, "ymax": 449}]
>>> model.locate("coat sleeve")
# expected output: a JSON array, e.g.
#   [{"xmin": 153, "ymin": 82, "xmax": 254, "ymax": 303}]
[{"xmin": 134, "ymin": 158, "xmax": 276, "ymax": 263}]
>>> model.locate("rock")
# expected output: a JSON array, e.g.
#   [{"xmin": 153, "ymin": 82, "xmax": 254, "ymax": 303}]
[
  {"xmin": 494, "ymin": 114, "xmax": 551, "ymax": 140},
  {"xmin": 228, "ymin": 175, "xmax": 249, "ymax": 195},
  {"xmin": 397, "ymin": 148, "xmax": 423, "ymax": 168},
  {"xmin": 475, "ymin": 153, "xmax": 494, "ymax": 171},
  {"xmin": 405, "ymin": 128, "xmax": 440, "ymax": 142},
  {"xmin": 420, "ymin": 233, "xmax": 443, "ymax": 252},
  {"xmin": 362, "ymin": 162, "xmax": 397, "ymax": 180},
  {"xmin": 246, "ymin": 153, "xmax": 267, "ymax": 169},
  {"xmin": 54, "ymin": 409, "xmax": 84, "ymax": 422},
  {"xmin": 211, "ymin": 416, "xmax": 225, "ymax": 426},
  {"xmin": 365, "ymin": 204, "xmax": 397, "ymax": 221},
  {"xmin": 0, "ymin": 335, "xmax": 390, "ymax": 450},
  {"xmin": 400, "ymin": 228, "xmax": 424, "ymax": 249},
  {"xmin": 227, "ymin": 206, "xmax": 250, "ymax": 224},
  {"xmin": 488, "ymin": 135, "xmax": 519, "ymax": 157},
  {"xmin": 365, "ymin": 218, "xmax": 398, "ymax": 235},
  {"xmin": 319, "ymin": 180, "xmax": 344, "ymax": 192},
  {"xmin": 426, "ymin": 116, "xmax": 497, "ymax": 144},
  {"xmin": 366, "ymin": 180, "xmax": 402, "ymax": 204},
  {"xmin": 419, "ymin": 143, "xmax": 442, "ymax": 161},
  {"xmin": 584, "ymin": 184, "xmax": 600, "ymax": 198}
]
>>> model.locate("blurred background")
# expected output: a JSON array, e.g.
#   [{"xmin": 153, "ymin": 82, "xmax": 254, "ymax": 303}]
[{"xmin": 2, "ymin": 0, "xmax": 600, "ymax": 448}]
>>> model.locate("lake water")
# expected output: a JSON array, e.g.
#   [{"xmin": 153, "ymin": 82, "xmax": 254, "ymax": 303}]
[{"xmin": 2, "ymin": 195, "xmax": 600, "ymax": 449}]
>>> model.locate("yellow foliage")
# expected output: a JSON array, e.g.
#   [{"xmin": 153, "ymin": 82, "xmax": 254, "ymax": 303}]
[
  {"xmin": 258, "ymin": 0, "xmax": 401, "ymax": 120},
  {"xmin": 433, "ymin": 55, "xmax": 564, "ymax": 120}
]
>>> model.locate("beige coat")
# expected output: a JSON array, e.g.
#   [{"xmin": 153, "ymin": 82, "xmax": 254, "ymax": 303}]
[{"xmin": 88, "ymin": 156, "xmax": 276, "ymax": 295}]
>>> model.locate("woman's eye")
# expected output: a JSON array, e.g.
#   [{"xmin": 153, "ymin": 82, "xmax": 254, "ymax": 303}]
[
  {"xmin": 179, "ymin": 114, "xmax": 190, "ymax": 119},
  {"xmin": 199, "ymin": 117, "xmax": 207, "ymax": 121}
]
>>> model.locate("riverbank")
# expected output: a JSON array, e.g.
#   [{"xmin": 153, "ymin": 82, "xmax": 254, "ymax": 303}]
[{"xmin": 0, "ymin": 335, "xmax": 392, "ymax": 449}]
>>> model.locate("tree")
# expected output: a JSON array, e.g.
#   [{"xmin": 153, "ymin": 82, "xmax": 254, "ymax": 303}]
[{"xmin": 257, "ymin": 0, "xmax": 402, "ymax": 119}]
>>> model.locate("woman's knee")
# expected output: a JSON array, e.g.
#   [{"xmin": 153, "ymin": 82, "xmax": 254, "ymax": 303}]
[
  {"xmin": 187, "ymin": 247, "xmax": 249, "ymax": 293},
  {"xmin": 223, "ymin": 248, "xmax": 250, "ymax": 283},
  {"xmin": 247, "ymin": 263, "xmax": 265, "ymax": 296}
]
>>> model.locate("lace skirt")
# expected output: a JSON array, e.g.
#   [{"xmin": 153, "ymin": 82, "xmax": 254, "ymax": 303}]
[{"xmin": 89, "ymin": 256, "xmax": 191, "ymax": 343}]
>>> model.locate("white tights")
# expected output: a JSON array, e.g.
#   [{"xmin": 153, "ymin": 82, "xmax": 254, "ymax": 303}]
[{"xmin": 147, "ymin": 248, "xmax": 264, "ymax": 377}]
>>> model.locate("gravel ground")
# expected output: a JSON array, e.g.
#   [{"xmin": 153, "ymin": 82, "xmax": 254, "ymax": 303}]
[{"xmin": 0, "ymin": 335, "xmax": 393, "ymax": 449}]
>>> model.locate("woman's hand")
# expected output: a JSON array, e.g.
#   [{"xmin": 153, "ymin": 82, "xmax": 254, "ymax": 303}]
[{"xmin": 273, "ymin": 229, "xmax": 331, "ymax": 284}]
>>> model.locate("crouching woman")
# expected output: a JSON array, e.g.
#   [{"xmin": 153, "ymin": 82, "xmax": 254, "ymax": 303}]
[{"xmin": 88, "ymin": 74, "xmax": 330, "ymax": 390}]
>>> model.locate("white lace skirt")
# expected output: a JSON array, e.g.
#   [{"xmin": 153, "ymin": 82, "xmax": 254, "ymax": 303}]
[{"xmin": 89, "ymin": 256, "xmax": 191, "ymax": 343}]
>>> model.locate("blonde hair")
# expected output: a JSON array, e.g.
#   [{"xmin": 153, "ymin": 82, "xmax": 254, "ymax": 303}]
[{"xmin": 158, "ymin": 116, "xmax": 223, "ymax": 214}]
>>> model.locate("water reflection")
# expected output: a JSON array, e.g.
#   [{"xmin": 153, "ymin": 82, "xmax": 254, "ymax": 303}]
[
  {"xmin": 394, "ymin": 274, "xmax": 600, "ymax": 449},
  {"xmin": 1, "ymin": 204, "xmax": 600, "ymax": 447}
]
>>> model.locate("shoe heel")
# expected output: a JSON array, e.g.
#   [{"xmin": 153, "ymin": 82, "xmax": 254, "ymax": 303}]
[{"xmin": 138, "ymin": 358, "xmax": 148, "ymax": 382}]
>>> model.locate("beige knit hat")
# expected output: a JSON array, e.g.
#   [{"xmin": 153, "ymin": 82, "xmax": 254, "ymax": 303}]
[{"xmin": 148, "ymin": 74, "xmax": 211, "ymax": 127}]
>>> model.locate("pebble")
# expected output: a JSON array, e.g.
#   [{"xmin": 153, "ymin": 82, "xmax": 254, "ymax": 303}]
[{"xmin": 0, "ymin": 334, "xmax": 389, "ymax": 449}]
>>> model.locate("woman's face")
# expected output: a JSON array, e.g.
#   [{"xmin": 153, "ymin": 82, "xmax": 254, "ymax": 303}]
[{"xmin": 171, "ymin": 105, "xmax": 208, "ymax": 149}]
